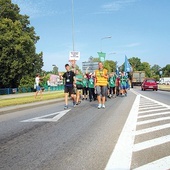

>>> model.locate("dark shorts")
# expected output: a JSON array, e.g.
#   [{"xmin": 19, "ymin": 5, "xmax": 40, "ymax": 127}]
[
  {"xmin": 64, "ymin": 85, "xmax": 74, "ymax": 95},
  {"xmin": 76, "ymin": 84, "xmax": 83, "ymax": 89}
]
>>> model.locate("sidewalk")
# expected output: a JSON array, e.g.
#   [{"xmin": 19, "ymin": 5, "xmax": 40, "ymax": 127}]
[
  {"xmin": 0, "ymin": 90, "xmax": 61, "ymax": 99},
  {"xmin": 0, "ymin": 90, "xmax": 64, "ymax": 114}
]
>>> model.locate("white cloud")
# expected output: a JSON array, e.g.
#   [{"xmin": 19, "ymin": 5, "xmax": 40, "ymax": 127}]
[
  {"xmin": 125, "ymin": 42, "xmax": 141, "ymax": 47},
  {"xmin": 101, "ymin": 0, "xmax": 138, "ymax": 12},
  {"xmin": 12, "ymin": 0, "xmax": 61, "ymax": 18},
  {"xmin": 116, "ymin": 42, "xmax": 141, "ymax": 48}
]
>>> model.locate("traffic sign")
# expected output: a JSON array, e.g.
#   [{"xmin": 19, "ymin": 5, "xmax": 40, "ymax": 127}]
[{"xmin": 69, "ymin": 51, "xmax": 80, "ymax": 61}]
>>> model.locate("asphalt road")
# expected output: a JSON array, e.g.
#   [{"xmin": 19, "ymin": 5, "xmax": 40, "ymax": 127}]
[{"xmin": 0, "ymin": 88, "xmax": 170, "ymax": 170}]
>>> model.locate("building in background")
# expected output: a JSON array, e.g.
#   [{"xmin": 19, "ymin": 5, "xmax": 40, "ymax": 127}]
[
  {"xmin": 82, "ymin": 57, "xmax": 98, "ymax": 73},
  {"xmin": 50, "ymin": 74, "xmax": 62, "ymax": 86}
]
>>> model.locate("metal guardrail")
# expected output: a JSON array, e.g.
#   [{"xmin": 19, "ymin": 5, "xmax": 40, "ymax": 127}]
[{"xmin": 0, "ymin": 85, "xmax": 64, "ymax": 95}]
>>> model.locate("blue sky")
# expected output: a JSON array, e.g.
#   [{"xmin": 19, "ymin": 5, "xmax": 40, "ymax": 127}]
[{"xmin": 12, "ymin": 0, "xmax": 170, "ymax": 71}]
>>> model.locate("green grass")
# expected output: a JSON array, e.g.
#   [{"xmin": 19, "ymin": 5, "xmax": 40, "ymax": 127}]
[
  {"xmin": 158, "ymin": 84, "xmax": 170, "ymax": 90},
  {"xmin": 0, "ymin": 92, "xmax": 64, "ymax": 108}
]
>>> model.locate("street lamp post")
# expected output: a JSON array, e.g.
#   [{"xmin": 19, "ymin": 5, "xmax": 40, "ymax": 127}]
[
  {"xmin": 100, "ymin": 36, "xmax": 112, "ymax": 52},
  {"xmin": 71, "ymin": 0, "xmax": 75, "ymax": 51}
]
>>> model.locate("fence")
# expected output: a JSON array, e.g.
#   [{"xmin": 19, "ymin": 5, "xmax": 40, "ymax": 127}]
[{"xmin": 0, "ymin": 85, "xmax": 64, "ymax": 95}]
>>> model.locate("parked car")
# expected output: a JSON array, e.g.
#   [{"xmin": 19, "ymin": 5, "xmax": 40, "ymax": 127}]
[{"xmin": 141, "ymin": 78, "xmax": 158, "ymax": 91}]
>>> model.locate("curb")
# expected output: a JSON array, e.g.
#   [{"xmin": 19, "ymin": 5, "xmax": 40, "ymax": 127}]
[
  {"xmin": 158, "ymin": 88, "xmax": 170, "ymax": 92},
  {"xmin": 0, "ymin": 98, "xmax": 64, "ymax": 115}
]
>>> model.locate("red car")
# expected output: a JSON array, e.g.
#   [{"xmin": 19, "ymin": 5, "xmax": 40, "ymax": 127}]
[{"xmin": 141, "ymin": 78, "xmax": 158, "ymax": 91}]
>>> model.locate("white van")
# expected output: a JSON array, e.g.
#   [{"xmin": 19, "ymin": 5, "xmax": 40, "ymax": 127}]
[{"xmin": 159, "ymin": 77, "xmax": 170, "ymax": 85}]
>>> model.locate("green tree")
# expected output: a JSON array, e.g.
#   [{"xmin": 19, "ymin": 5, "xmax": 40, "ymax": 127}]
[
  {"xmin": 151, "ymin": 64, "xmax": 161, "ymax": 75},
  {"xmin": 0, "ymin": 0, "xmax": 43, "ymax": 88},
  {"xmin": 150, "ymin": 64, "xmax": 161, "ymax": 80},
  {"xmin": 140, "ymin": 62, "xmax": 151, "ymax": 77},
  {"xmin": 104, "ymin": 60, "xmax": 116, "ymax": 73},
  {"xmin": 128, "ymin": 57, "xmax": 141, "ymax": 71},
  {"xmin": 92, "ymin": 57, "xmax": 100, "ymax": 62},
  {"xmin": 162, "ymin": 64, "xmax": 170, "ymax": 77}
]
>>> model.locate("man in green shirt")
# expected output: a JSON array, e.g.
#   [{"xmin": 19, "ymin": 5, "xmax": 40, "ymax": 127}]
[
  {"xmin": 108, "ymin": 72, "xmax": 116, "ymax": 98},
  {"xmin": 88, "ymin": 73, "xmax": 96, "ymax": 102},
  {"xmin": 119, "ymin": 71, "xmax": 128, "ymax": 96},
  {"xmin": 75, "ymin": 69, "xmax": 83, "ymax": 105}
]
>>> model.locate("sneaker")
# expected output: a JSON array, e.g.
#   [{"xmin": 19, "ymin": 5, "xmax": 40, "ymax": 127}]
[
  {"xmin": 98, "ymin": 104, "xmax": 102, "ymax": 109},
  {"xmin": 102, "ymin": 104, "xmax": 105, "ymax": 109},
  {"xmin": 64, "ymin": 105, "xmax": 68, "ymax": 110},
  {"xmin": 73, "ymin": 101, "xmax": 76, "ymax": 107}
]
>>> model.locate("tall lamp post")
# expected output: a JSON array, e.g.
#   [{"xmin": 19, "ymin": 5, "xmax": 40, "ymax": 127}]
[
  {"xmin": 71, "ymin": 0, "xmax": 75, "ymax": 51},
  {"xmin": 100, "ymin": 36, "xmax": 112, "ymax": 52}
]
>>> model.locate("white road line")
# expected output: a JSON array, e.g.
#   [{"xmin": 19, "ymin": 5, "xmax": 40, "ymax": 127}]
[
  {"xmin": 139, "ymin": 104, "xmax": 162, "ymax": 108},
  {"xmin": 105, "ymin": 95, "xmax": 140, "ymax": 170},
  {"xmin": 138, "ymin": 108, "xmax": 169, "ymax": 114},
  {"xmin": 133, "ymin": 155, "xmax": 170, "ymax": 170},
  {"xmin": 137, "ymin": 117, "xmax": 170, "ymax": 125},
  {"xmin": 139, "ymin": 106, "xmax": 165, "ymax": 111},
  {"xmin": 133, "ymin": 135, "xmax": 170, "ymax": 152},
  {"xmin": 139, "ymin": 104, "xmax": 159, "ymax": 109},
  {"xmin": 135, "ymin": 123, "xmax": 170, "ymax": 135},
  {"xmin": 138, "ymin": 111, "xmax": 170, "ymax": 118},
  {"xmin": 21, "ymin": 109, "xmax": 71, "ymax": 122},
  {"xmin": 139, "ymin": 101, "xmax": 155, "ymax": 104},
  {"xmin": 140, "ymin": 95, "xmax": 170, "ymax": 108}
]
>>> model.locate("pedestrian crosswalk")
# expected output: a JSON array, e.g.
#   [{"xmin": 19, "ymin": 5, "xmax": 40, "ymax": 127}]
[
  {"xmin": 132, "ymin": 95, "xmax": 170, "ymax": 169},
  {"xmin": 105, "ymin": 90, "xmax": 170, "ymax": 170}
]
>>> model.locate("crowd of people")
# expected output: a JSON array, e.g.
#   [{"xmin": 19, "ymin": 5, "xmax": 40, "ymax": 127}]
[{"xmin": 59, "ymin": 62, "xmax": 130, "ymax": 110}]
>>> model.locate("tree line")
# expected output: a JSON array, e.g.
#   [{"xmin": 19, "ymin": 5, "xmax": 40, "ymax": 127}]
[
  {"xmin": 0, "ymin": 0, "xmax": 169, "ymax": 89},
  {"xmin": 91, "ymin": 57, "xmax": 170, "ymax": 81}
]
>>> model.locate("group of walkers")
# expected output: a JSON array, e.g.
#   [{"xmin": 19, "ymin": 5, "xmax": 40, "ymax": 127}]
[{"xmin": 59, "ymin": 62, "xmax": 130, "ymax": 110}]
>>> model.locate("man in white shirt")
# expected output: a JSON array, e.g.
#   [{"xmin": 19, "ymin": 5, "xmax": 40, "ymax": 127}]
[{"xmin": 35, "ymin": 74, "xmax": 43, "ymax": 99}]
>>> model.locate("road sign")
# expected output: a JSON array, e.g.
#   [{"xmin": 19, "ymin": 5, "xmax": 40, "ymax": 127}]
[
  {"xmin": 97, "ymin": 52, "xmax": 106, "ymax": 62},
  {"xmin": 69, "ymin": 51, "xmax": 80, "ymax": 61}
]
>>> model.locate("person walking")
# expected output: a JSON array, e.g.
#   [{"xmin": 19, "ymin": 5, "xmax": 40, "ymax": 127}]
[
  {"xmin": 60, "ymin": 64, "xmax": 76, "ymax": 109},
  {"xmin": 88, "ymin": 73, "xmax": 96, "ymax": 102},
  {"xmin": 34, "ymin": 73, "xmax": 43, "ymax": 99},
  {"xmin": 82, "ymin": 74, "xmax": 88, "ymax": 100},
  {"xmin": 115, "ymin": 74, "xmax": 120, "ymax": 96},
  {"xmin": 119, "ymin": 71, "xmax": 128, "ymax": 96},
  {"xmin": 75, "ymin": 69, "xmax": 83, "ymax": 105},
  {"xmin": 94, "ymin": 62, "xmax": 108, "ymax": 109},
  {"xmin": 108, "ymin": 72, "xmax": 116, "ymax": 98}
]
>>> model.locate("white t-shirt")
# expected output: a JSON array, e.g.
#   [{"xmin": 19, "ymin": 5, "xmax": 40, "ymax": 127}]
[{"xmin": 35, "ymin": 77, "xmax": 40, "ymax": 86}]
